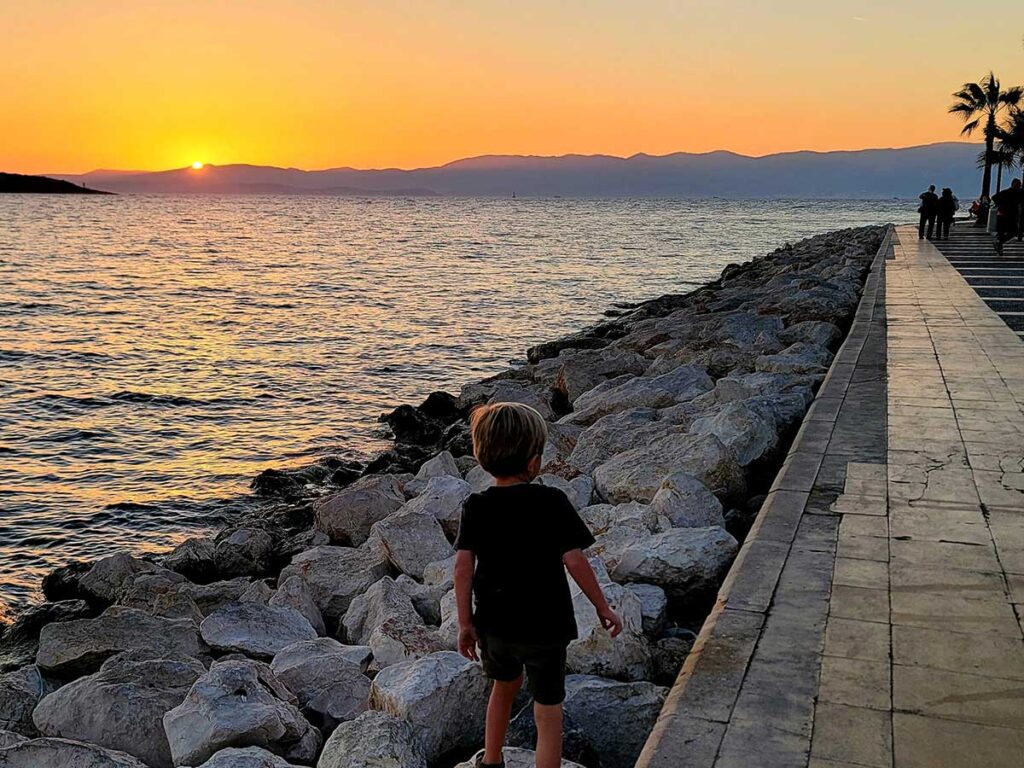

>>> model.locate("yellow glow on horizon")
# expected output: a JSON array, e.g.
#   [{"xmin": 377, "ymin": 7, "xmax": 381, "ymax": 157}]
[
  {"xmin": 191, "ymin": 161, "xmax": 204, "ymax": 170},
  {"xmin": 1, "ymin": 1, "xmax": 1022, "ymax": 174}
]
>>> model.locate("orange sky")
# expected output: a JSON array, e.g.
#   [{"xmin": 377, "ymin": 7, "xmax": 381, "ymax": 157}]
[{"xmin": 2, "ymin": 1, "xmax": 1022, "ymax": 174}]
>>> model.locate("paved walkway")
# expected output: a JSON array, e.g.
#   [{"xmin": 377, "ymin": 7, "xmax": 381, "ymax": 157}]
[{"xmin": 637, "ymin": 225, "xmax": 1024, "ymax": 768}]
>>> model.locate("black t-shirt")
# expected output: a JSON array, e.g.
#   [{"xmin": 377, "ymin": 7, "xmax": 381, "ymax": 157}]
[
  {"xmin": 455, "ymin": 483, "xmax": 596, "ymax": 645},
  {"xmin": 993, "ymin": 188, "xmax": 1022, "ymax": 217}
]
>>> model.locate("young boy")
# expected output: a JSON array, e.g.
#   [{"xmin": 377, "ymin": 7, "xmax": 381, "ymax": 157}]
[{"xmin": 454, "ymin": 402, "xmax": 623, "ymax": 768}]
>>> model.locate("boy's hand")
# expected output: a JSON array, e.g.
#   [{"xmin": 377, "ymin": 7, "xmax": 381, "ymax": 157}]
[
  {"xmin": 597, "ymin": 606, "xmax": 623, "ymax": 638},
  {"xmin": 458, "ymin": 623, "xmax": 480, "ymax": 661}
]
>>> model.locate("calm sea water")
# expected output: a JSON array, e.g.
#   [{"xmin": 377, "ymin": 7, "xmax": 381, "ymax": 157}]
[{"xmin": 0, "ymin": 195, "xmax": 911, "ymax": 615}]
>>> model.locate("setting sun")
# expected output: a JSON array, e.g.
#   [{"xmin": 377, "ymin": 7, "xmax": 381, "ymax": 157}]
[{"xmin": 191, "ymin": 161, "xmax": 203, "ymax": 170}]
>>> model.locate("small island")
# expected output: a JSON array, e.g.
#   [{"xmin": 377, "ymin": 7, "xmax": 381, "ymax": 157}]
[{"xmin": 0, "ymin": 172, "xmax": 112, "ymax": 194}]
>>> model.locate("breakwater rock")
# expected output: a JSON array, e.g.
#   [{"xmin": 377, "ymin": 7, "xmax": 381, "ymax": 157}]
[{"xmin": 0, "ymin": 225, "xmax": 887, "ymax": 767}]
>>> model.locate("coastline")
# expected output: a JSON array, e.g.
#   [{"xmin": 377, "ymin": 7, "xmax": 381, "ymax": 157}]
[{"xmin": 0, "ymin": 223, "xmax": 889, "ymax": 768}]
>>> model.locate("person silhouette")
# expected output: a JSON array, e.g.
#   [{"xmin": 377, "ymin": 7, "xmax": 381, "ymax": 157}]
[
  {"xmin": 936, "ymin": 188, "xmax": 957, "ymax": 240},
  {"xmin": 918, "ymin": 185, "xmax": 939, "ymax": 240},
  {"xmin": 992, "ymin": 179, "xmax": 1023, "ymax": 255}
]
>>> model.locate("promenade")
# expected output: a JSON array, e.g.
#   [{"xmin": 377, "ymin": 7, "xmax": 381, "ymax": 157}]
[{"xmin": 637, "ymin": 225, "xmax": 1024, "ymax": 767}]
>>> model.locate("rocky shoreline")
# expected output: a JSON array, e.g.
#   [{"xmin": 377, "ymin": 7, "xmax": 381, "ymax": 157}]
[{"xmin": 0, "ymin": 224, "xmax": 887, "ymax": 768}]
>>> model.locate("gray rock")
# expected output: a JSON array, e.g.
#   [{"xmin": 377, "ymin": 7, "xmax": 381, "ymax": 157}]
[
  {"xmin": 32, "ymin": 652, "xmax": 205, "ymax": 768},
  {"xmin": 0, "ymin": 732, "xmax": 26, "ymax": 749},
  {"xmin": 611, "ymin": 527, "xmax": 738, "ymax": 604},
  {"xmin": 581, "ymin": 502, "xmax": 665, "ymax": 573},
  {"xmin": 652, "ymin": 636, "xmax": 694, "ymax": 686},
  {"xmin": 215, "ymin": 528, "xmax": 277, "ymax": 578},
  {"xmin": 649, "ymin": 472, "xmax": 725, "ymax": 528},
  {"xmin": 625, "ymin": 583, "xmax": 668, "ymax": 637},
  {"xmin": 755, "ymin": 341, "xmax": 833, "ymax": 375},
  {"xmin": 551, "ymin": 349, "xmax": 648, "ymax": 404},
  {"xmin": 277, "ymin": 546, "xmax": 389, "ymax": 631},
  {"xmin": 562, "ymin": 675, "xmax": 667, "ymax": 768},
  {"xmin": 534, "ymin": 474, "xmax": 593, "ymax": 511},
  {"xmin": 200, "ymin": 602, "xmax": 317, "ymax": 659},
  {"xmin": 456, "ymin": 748, "xmax": 585, "ymax": 768},
  {"xmin": 368, "ymin": 508, "xmax": 454, "ymax": 581},
  {"xmin": 690, "ymin": 402, "xmax": 778, "ymax": 467},
  {"xmin": 270, "ymin": 638, "xmax": 370, "ymax": 732},
  {"xmin": 367, "ymin": 619, "xmax": 446, "ymax": 670},
  {"xmin": 317, "ymin": 710, "xmax": 426, "ymax": 768},
  {"xmin": 178, "ymin": 579, "xmax": 253, "ymax": 617},
  {"xmin": 239, "ymin": 581, "xmax": 274, "ymax": 604},
  {"xmin": 421, "ymin": 556, "xmax": 456, "ymax": 592},
  {"xmin": 459, "ymin": 379, "xmax": 556, "ymax": 421},
  {"xmin": 567, "ymin": 565, "xmax": 651, "ymax": 682},
  {"xmin": 395, "ymin": 575, "xmax": 446, "ymax": 626},
  {"xmin": 312, "ymin": 475, "xmax": 406, "ymax": 546},
  {"xmin": 567, "ymin": 408, "xmax": 677, "ymax": 473},
  {"xmin": 162, "ymin": 659, "xmax": 320, "ymax": 767},
  {"xmin": 118, "ymin": 575, "xmax": 204, "ymax": 624},
  {"xmin": 195, "ymin": 747, "xmax": 299, "ymax": 767},
  {"xmin": 713, "ymin": 371, "xmax": 816, "ymax": 405},
  {"xmin": 35, "ymin": 607, "xmax": 203, "ymax": 678},
  {"xmin": 342, "ymin": 577, "xmax": 422, "ymax": 647},
  {"xmin": 79, "ymin": 553, "xmax": 184, "ymax": 604},
  {"xmin": 0, "ymin": 737, "xmax": 151, "ymax": 767},
  {"xmin": 269, "ymin": 577, "xmax": 326, "ymax": 637},
  {"xmin": 0, "ymin": 666, "xmax": 44, "ymax": 735},
  {"xmin": 398, "ymin": 475, "xmax": 472, "ymax": 540},
  {"xmin": 779, "ymin": 320, "xmax": 842, "ymax": 349},
  {"xmin": 565, "ymin": 365, "xmax": 714, "ymax": 426},
  {"xmin": 464, "ymin": 465, "xmax": 495, "ymax": 493},
  {"xmin": 539, "ymin": 422, "xmax": 584, "ymax": 474},
  {"xmin": 164, "ymin": 537, "xmax": 219, "ymax": 582},
  {"xmin": 593, "ymin": 432, "xmax": 744, "ymax": 504},
  {"xmin": 369, "ymin": 651, "xmax": 490, "ymax": 762},
  {"xmin": 404, "ymin": 451, "xmax": 461, "ymax": 497}
]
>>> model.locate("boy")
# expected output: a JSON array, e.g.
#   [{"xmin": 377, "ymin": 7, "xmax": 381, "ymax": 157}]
[{"xmin": 454, "ymin": 402, "xmax": 623, "ymax": 768}]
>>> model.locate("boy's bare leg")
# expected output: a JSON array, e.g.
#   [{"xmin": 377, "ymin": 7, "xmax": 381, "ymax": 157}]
[
  {"xmin": 534, "ymin": 702, "xmax": 563, "ymax": 768},
  {"xmin": 484, "ymin": 676, "xmax": 523, "ymax": 764}
]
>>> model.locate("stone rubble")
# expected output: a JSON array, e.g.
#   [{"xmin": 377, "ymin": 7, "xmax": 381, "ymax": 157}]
[{"xmin": 0, "ymin": 226, "xmax": 884, "ymax": 768}]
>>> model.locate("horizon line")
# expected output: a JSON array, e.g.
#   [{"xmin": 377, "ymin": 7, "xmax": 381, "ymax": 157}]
[{"xmin": 49, "ymin": 140, "xmax": 980, "ymax": 178}]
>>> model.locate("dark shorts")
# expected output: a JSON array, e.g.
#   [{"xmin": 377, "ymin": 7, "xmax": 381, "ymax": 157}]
[{"xmin": 479, "ymin": 634, "xmax": 568, "ymax": 705}]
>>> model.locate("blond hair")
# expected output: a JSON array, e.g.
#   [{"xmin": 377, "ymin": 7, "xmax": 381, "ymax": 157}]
[{"xmin": 470, "ymin": 402, "xmax": 548, "ymax": 477}]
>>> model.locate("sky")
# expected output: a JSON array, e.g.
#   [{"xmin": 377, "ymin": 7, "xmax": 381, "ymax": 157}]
[{"xmin": 2, "ymin": 0, "xmax": 1023, "ymax": 174}]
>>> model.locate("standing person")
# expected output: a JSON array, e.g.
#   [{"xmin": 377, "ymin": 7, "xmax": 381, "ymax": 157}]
[
  {"xmin": 992, "ymin": 179, "xmax": 1023, "ymax": 255},
  {"xmin": 454, "ymin": 402, "xmax": 622, "ymax": 768},
  {"xmin": 936, "ymin": 188, "xmax": 957, "ymax": 240},
  {"xmin": 918, "ymin": 185, "xmax": 939, "ymax": 240}
]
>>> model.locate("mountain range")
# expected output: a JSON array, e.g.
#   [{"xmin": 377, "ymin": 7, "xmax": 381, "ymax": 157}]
[{"xmin": 52, "ymin": 142, "xmax": 988, "ymax": 198}]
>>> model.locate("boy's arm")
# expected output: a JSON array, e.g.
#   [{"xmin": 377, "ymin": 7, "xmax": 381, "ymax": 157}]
[
  {"xmin": 454, "ymin": 549, "xmax": 479, "ymax": 660},
  {"xmin": 563, "ymin": 548, "xmax": 622, "ymax": 637}
]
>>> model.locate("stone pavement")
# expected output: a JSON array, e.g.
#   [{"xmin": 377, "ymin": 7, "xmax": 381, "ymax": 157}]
[{"xmin": 636, "ymin": 225, "xmax": 1024, "ymax": 768}]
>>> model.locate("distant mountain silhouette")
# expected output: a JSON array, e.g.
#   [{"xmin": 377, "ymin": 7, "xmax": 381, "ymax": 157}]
[
  {"xmin": 0, "ymin": 172, "xmax": 111, "ymax": 195},
  {"xmin": 53, "ymin": 143, "xmax": 984, "ymax": 198}
]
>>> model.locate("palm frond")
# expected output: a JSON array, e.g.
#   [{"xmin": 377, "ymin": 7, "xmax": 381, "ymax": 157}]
[
  {"xmin": 960, "ymin": 118, "xmax": 981, "ymax": 136},
  {"xmin": 1000, "ymin": 86, "xmax": 1024, "ymax": 107}
]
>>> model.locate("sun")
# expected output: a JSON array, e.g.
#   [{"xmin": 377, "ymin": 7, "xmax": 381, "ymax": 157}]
[{"xmin": 191, "ymin": 161, "xmax": 204, "ymax": 170}]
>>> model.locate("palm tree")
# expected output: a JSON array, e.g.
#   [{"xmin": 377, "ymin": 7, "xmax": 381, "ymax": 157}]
[
  {"xmin": 950, "ymin": 72, "xmax": 1024, "ymax": 199},
  {"xmin": 996, "ymin": 108, "xmax": 1024, "ymax": 184},
  {"xmin": 978, "ymin": 145, "xmax": 1017, "ymax": 192}
]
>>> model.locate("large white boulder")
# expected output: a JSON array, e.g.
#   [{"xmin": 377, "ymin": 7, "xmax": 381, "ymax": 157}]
[
  {"xmin": 269, "ymin": 576, "xmax": 326, "ymax": 637},
  {"xmin": 755, "ymin": 341, "xmax": 832, "ymax": 375},
  {"xmin": 0, "ymin": 737, "xmax": 151, "ymax": 767},
  {"xmin": 562, "ymin": 675, "xmax": 668, "ymax": 768},
  {"xmin": 566, "ymin": 408, "xmax": 678, "ymax": 473},
  {"xmin": 342, "ymin": 577, "xmax": 422, "ymax": 646},
  {"xmin": 611, "ymin": 527, "xmax": 738, "ymax": 604},
  {"xmin": 534, "ymin": 474, "xmax": 593, "ymax": 511},
  {"xmin": 35, "ymin": 607, "xmax": 204, "ymax": 678},
  {"xmin": 200, "ymin": 602, "xmax": 317, "ymax": 659},
  {"xmin": 312, "ymin": 475, "xmax": 406, "ymax": 546},
  {"xmin": 395, "ymin": 575, "xmax": 446, "ymax": 626},
  {"xmin": 367, "ymin": 619, "xmax": 447, "ymax": 669},
  {"xmin": 162, "ymin": 659, "xmax": 320, "ymax": 767},
  {"xmin": 625, "ymin": 583, "xmax": 668, "ymax": 637},
  {"xmin": 565, "ymin": 365, "xmax": 713, "ymax": 426},
  {"xmin": 567, "ymin": 564, "xmax": 651, "ymax": 681},
  {"xmin": 648, "ymin": 472, "xmax": 725, "ymax": 528},
  {"xmin": 552, "ymin": 349, "xmax": 648, "ymax": 404},
  {"xmin": 593, "ymin": 432, "xmax": 744, "ymax": 504},
  {"xmin": 317, "ymin": 710, "xmax": 427, "ymax": 768},
  {"xmin": 32, "ymin": 652, "xmax": 205, "ymax": 768},
  {"xmin": 368, "ymin": 508, "xmax": 454, "ymax": 580},
  {"xmin": 464, "ymin": 465, "xmax": 495, "ymax": 493},
  {"xmin": 369, "ymin": 651, "xmax": 490, "ymax": 762},
  {"xmin": 398, "ymin": 475, "xmax": 472, "ymax": 540},
  {"xmin": 277, "ymin": 546, "xmax": 389, "ymax": 631},
  {"xmin": 269, "ymin": 638, "xmax": 370, "ymax": 732},
  {"xmin": 194, "ymin": 747, "xmax": 299, "ymax": 767},
  {"xmin": 404, "ymin": 452, "xmax": 461, "ymax": 497},
  {"xmin": 689, "ymin": 402, "xmax": 779, "ymax": 467},
  {"xmin": 580, "ymin": 502, "xmax": 665, "ymax": 573}
]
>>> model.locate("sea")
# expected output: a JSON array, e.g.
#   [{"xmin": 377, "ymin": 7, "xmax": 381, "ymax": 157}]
[{"xmin": 0, "ymin": 195, "xmax": 912, "ymax": 616}]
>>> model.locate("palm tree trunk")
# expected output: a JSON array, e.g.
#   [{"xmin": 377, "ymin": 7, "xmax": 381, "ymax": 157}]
[
  {"xmin": 983, "ymin": 132, "xmax": 994, "ymax": 199},
  {"xmin": 996, "ymin": 162, "xmax": 1003, "ymax": 193}
]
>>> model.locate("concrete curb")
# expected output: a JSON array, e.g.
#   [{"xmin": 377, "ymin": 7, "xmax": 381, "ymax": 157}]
[{"xmin": 634, "ymin": 224, "xmax": 895, "ymax": 768}]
